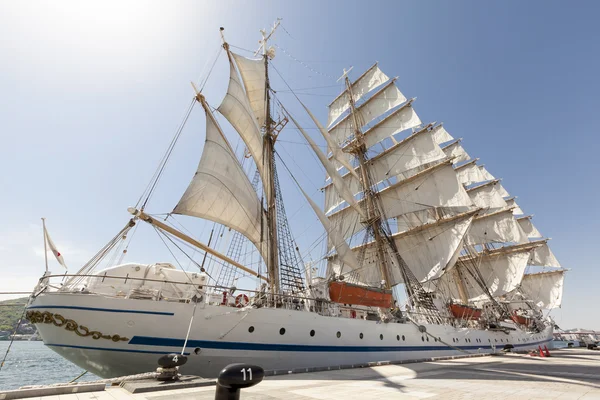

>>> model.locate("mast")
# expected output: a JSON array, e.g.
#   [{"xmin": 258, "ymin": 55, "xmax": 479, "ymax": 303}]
[
  {"xmin": 258, "ymin": 20, "xmax": 281, "ymax": 296},
  {"xmin": 343, "ymin": 73, "xmax": 393, "ymax": 289}
]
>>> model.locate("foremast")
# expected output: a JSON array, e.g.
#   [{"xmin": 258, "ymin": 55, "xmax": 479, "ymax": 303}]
[
  {"xmin": 341, "ymin": 73, "xmax": 436, "ymax": 315},
  {"xmin": 343, "ymin": 73, "xmax": 392, "ymax": 289}
]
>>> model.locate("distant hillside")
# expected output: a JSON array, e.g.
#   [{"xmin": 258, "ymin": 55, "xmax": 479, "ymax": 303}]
[{"xmin": 0, "ymin": 297, "xmax": 34, "ymax": 338}]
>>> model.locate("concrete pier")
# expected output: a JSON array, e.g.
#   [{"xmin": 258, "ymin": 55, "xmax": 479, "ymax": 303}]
[{"xmin": 3, "ymin": 348, "xmax": 600, "ymax": 399}]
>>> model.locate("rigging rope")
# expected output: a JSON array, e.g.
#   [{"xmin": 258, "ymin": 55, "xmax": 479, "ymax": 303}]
[
  {"xmin": 0, "ymin": 306, "xmax": 28, "ymax": 372},
  {"xmin": 274, "ymin": 44, "xmax": 336, "ymax": 81},
  {"xmin": 138, "ymin": 99, "xmax": 195, "ymax": 210}
]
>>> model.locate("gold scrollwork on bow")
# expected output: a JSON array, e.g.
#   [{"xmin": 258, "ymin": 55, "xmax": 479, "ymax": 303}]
[{"xmin": 26, "ymin": 310, "xmax": 129, "ymax": 342}]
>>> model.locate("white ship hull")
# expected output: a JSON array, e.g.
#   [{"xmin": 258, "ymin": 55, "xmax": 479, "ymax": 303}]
[{"xmin": 27, "ymin": 292, "xmax": 553, "ymax": 378}]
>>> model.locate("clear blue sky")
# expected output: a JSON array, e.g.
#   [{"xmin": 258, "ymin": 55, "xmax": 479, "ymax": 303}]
[{"xmin": 1, "ymin": 1, "xmax": 598, "ymax": 329}]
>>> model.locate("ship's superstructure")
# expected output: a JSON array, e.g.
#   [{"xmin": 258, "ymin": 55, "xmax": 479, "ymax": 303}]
[{"xmin": 26, "ymin": 22, "xmax": 563, "ymax": 378}]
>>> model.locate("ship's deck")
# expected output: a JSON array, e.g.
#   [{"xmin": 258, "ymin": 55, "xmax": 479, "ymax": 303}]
[{"xmin": 3, "ymin": 348, "xmax": 600, "ymax": 399}]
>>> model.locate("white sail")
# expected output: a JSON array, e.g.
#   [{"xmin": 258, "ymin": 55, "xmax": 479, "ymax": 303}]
[
  {"xmin": 505, "ymin": 197, "xmax": 524, "ymax": 215},
  {"xmin": 324, "ymin": 128, "xmax": 446, "ymax": 213},
  {"xmin": 299, "ymin": 187, "xmax": 360, "ymax": 274},
  {"xmin": 528, "ymin": 242, "xmax": 561, "ymax": 267},
  {"xmin": 231, "ymin": 53, "xmax": 266, "ymax": 128},
  {"xmin": 441, "ymin": 248, "xmax": 531, "ymax": 301},
  {"xmin": 328, "ymin": 80, "xmax": 407, "ymax": 146},
  {"xmin": 327, "ymin": 63, "xmax": 390, "ymax": 127},
  {"xmin": 467, "ymin": 180, "xmax": 508, "ymax": 210},
  {"xmin": 299, "ymin": 101, "xmax": 359, "ymax": 178},
  {"xmin": 496, "ymin": 183, "xmax": 510, "ymax": 198},
  {"xmin": 173, "ymin": 109, "xmax": 266, "ymax": 260},
  {"xmin": 442, "ymin": 140, "xmax": 470, "ymax": 163},
  {"xmin": 519, "ymin": 270, "xmax": 565, "ymax": 309},
  {"xmin": 430, "ymin": 124, "xmax": 454, "ymax": 145},
  {"xmin": 331, "ymin": 212, "xmax": 475, "ymax": 285},
  {"xmin": 517, "ymin": 216, "xmax": 543, "ymax": 239},
  {"xmin": 478, "ymin": 165, "xmax": 495, "ymax": 181},
  {"xmin": 218, "ymin": 54, "xmax": 267, "ymax": 195},
  {"xmin": 328, "ymin": 161, "xmax": 473, "ymax": 240},
  {"xmin": 393, "ymin": 212, "xmax": 474, "ymax": 282},
  {"xmin": 465, "ymin": 208, "xmax": 528, "ymax": 245},
  {"xmin": 288, "ymin": 113, "xmax": 364, "ymax": 218},
  {"xmin": 351, "ymin": 101, "xmax": 422, "ymax": 152},
  {"xmin": 455, "ymin": 159, "xmax": 485, "ymax": 186}
]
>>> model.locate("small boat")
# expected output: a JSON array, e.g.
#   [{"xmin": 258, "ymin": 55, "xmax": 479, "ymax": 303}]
[
  {"xmin": 511, "ymin": 312, "xmax": 533, "ymax": 327},
  {"xmin": 328, "ymin": 281, "xmax": 393, "ymax": 308},
  {"xmin": 448, "ymin": 303, "xmax": 482, "ymax": 320}
]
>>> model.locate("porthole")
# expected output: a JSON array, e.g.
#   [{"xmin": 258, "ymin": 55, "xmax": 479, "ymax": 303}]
[
  {"xmin": 495, "ymin": 339, "xmax": 498, "ymax": 342},
  {"xmin": 396, "ymin": 335, "xmax": 400, "ymax": 341},
  {"xmin": 360, "ymin": 333, "xmax": 364, "ymax": 339},
  {"xmin": 488, "ymin": 339, "xmax": 491, "ymax": 343},
  {"xmin": 193, "ymin": 347, "xmax": 201, "ymax": 355},
  {"xmin": 421, "ymin": 336, "xmax": 425, "ymax": 342},
  {"xmin": 434, "ymin": 337, "xmax": 437, "ymax": 342},
  {"xmin": 337, "ymin": 331, "xmax": 341, "ymax": 338},
  {"xmin": 402, "ymin": 335, "xmax": 406, "ymax": 341},
  {"xmin": 310, "ymin": 330, "xmax": 315, "ymax": 337},
  {"xmin": 380, "ymin": 334, "xmax": 384, "ymax": 340},
  {"xmin": 426, "ymin": 336, "xmax": 429, "ymax": 342},
  {"xmin": 248, "ymin": 326, "xmax": 255, "ymax": 333},
  {"xmin": 280, "ymin": 328, "xmax": 286, "ymax": 335}
]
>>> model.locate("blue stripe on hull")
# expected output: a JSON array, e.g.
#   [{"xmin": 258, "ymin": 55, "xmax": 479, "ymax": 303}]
[
  {"xmin": 128, "ymin": 336, "xmax": 551, "ymax": 353},
  {"xmin": 27, "ymin": 305, "xmax": 174, "ymax": 316},
  {"xmin": 46, "ymin": 343, "xmax": 189, "ymax": 355}
]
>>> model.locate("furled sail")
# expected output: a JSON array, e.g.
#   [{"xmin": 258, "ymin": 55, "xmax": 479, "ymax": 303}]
[
  {"xmin": 505, "ymin": 197, "xmax": 524, "ymax": 215},
  {"xmin": 327, "ymin": 63, "xmax": 390, "ymax": 127},
  {"xmin": 231, "ymin": 53, "xmax": 266, "ymax": 128},
  {"xmin": 442, "ymin": 140, "xmax": 470, "ymax": 163},
  {"xmin": 173, "ymin": 108, "xmax": 266, "ymax": 260},
  {"xmin": 328, "ymin": 79, "xmax": 407, "ymax": 146},
  {"xmin": 440, "ymin": 247, "xmax": 532, "ymax": 301},
  {"xmin": 299, "ymin": 101, "xmax": 358, "ymax": 178},
  {"xmin": 330, "ymin": 212, "xmax": 475, "ymax": 285},
  {"xmin": 517, "ymin": 215, "xmax": 543, "ymax": 239},
  {"xmin": 455, "ymin": 159, "xmax": 485, "ymax": 186},
  {"xmin": 430, "ymin": 123, "xmax": 454, "ymax": 145},
  {"xmin": 288, "ymin": 113, "xmax": 364, "ymax": 218},
  {"xmin": 528, "ymin": 241, "xmax": 561, "ymax": 267},
  {"xmin": 465, "ymin": 208, "xmax": 528, "ymax": 245},
  {"xmin": 519, "ymin": 270, "xmax": 565, "ymax": 309},
  {"xmin": 299, "ymin": 187, "xmax": 360, "ymax": 274},
  {"xmin": 328, "ymin": 161, "xmax": 474, "ymax": 240},
  {"xmin": 218, "ymin": 53, "xmax": 267, "ymax": 195},
  {"xmin": 324, "ymin": 128, "xmax": 447, "ymax": 213},
  {"xmin": 467, "ymin": 180, "xmax": 508, "ymax": 210}
]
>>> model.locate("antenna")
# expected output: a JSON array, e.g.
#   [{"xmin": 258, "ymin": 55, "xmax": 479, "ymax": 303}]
[
  {"xmin": 336, "ymin": 66, "xmax": 353, "ymax": 82},
  {"xmin": 254, "ymin": 18, "xmax": 282, "ymax": 56}
]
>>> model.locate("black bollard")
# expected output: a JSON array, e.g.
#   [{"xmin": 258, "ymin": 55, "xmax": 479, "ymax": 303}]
[
  {"xmin": 215, "ymin": 363, "xmax": 264, "ymax": 400},
  {"xmin": 156, "ymin": 353, "xmax": 188, "ymax": 381}
]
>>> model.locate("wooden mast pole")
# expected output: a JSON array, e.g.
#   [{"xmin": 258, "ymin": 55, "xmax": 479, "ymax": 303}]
[
  {"xmin": 257, "ymin": 19, "xmax": 281, "ymax": 297},
  {"xmin": 343, "ymin": 73, "xmax": 393, "ymax": 289}
]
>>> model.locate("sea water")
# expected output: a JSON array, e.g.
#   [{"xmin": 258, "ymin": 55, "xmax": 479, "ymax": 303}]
[{"xmin": 0, "ymin": 341, "xmax": 99, "ymax": 391}]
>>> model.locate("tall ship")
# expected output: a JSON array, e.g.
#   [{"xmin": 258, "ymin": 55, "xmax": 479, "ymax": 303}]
[{"xmin": 26, "ymin": 22, "xmax": 565, "ymax": 378}]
